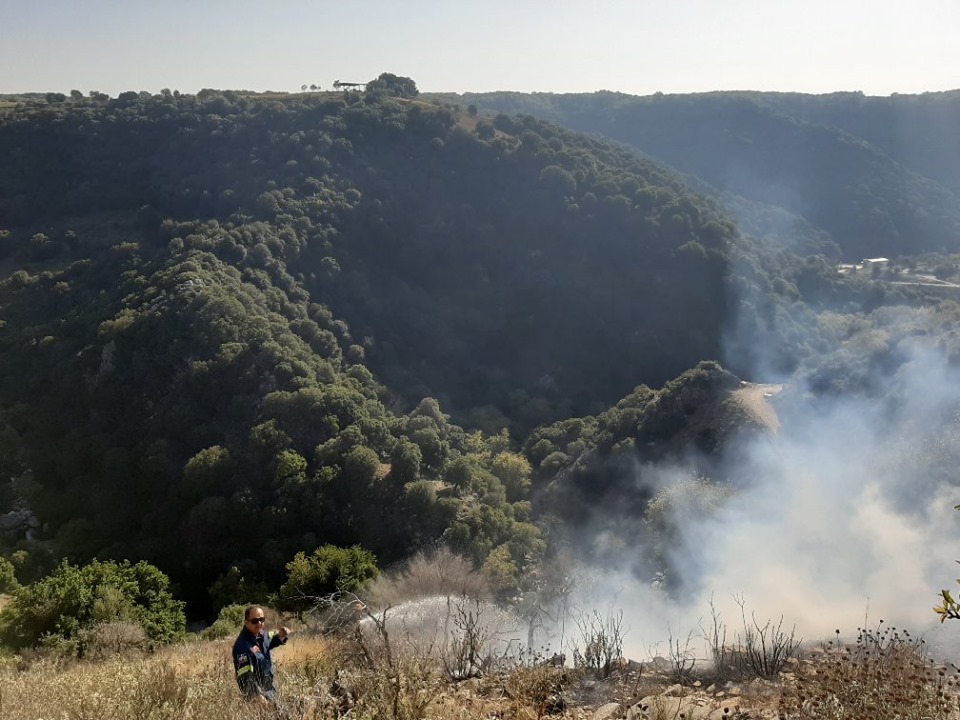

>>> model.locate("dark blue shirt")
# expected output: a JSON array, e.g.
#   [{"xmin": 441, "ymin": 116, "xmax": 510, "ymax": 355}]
[{"xmin": 232, "ymin": 627, "xmax": 286, "ymax": 698}]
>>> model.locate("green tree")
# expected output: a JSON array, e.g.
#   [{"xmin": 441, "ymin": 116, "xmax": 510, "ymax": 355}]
[
  {"xmin": 208, "ymin": 565, "xmax": 270, "ymax": 613},
  {"xmin": 388, "ymin": 439, "xmax": 422, "ymax": 484},
  {"xmin": 366, "ymin": 73, "xmax": 419, "ymax": 98},
  {"xmin": 491, "ymin": 451, "xmax": 532, "ymax": 501},
  {"xmin": 275, "ymin": 544, "xmax": 379, "ymax": 613},
  {"xmin": 182, "ymin": 445, "xmax": 236, "ymax": 500},
  {"xmin": 539, "ymin": 165, "xmax": 577, "ymax": 195},
  {"xmin": 476, "ymin": 121, "xmax": 495, "ymax": 140},
  {"xmin": 481, "ymin": 544, "xmax": 518, "ymax": 592},
  {"xmin": 200, "ymin": 602, "xmax": 247, "ymax": 640}
]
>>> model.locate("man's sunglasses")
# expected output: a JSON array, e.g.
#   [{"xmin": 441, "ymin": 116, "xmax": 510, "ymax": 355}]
[{"xmin": 248, "ymin": 617, "xmax": 266, "ymax": 624}]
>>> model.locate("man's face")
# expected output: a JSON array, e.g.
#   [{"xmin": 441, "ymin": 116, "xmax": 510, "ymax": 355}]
[{"xmin": 245, "ymin": 609, "xmax": 266, "ymax": 633}]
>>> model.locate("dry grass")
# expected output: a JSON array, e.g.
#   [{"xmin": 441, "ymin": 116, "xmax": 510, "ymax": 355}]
[
  {"xmin": 5, "ymin": 618, "xmax": 960, "ymax": 720},
  {"xmin": 0, "ymin": 642, "xmax": 245, "ymax": 719},
  {"xmin": 778, "ymin": 623, "xmax": 960, "ymax": 719},
  {"xmin": 0, "ymin": 630, "xmax": 564, "ymax": 720},
  {"xmin": 367, "ymin": 547, "xmax": 491, "ymax": 609}
]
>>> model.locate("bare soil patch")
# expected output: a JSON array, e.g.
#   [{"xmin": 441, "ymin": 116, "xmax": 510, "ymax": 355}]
[{"xmin": 730, "ymin": 383, "xmax": 783, "ymax": 433}]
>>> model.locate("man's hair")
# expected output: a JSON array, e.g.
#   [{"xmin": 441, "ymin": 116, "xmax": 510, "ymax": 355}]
[{"xmin": 244, "ymin": 605, "xmax": 263, "ymax": 621}]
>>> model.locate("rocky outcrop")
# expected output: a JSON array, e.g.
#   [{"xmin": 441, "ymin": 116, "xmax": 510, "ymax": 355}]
[{"xmin": 0, "ymin": 508, "xmax": 39, "ymax": 538}]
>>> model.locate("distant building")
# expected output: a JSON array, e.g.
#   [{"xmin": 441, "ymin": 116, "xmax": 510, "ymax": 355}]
[
  {"xmin": 839, "ymin": 257, "xmax": 889, "ymax": 275},
  {"xmin": 862, "ymin": 257, "xmax": 889, "ymax": 270}
]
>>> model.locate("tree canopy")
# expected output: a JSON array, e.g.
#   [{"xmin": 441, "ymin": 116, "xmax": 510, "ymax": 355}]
[{"xmin": 2, "ymin": 84, "xmax": 959, "ymax": 628}]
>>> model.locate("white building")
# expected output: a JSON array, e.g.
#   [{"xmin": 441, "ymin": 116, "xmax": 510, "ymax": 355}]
[{"xmin": 862, "ymin": 257, "xmax": 889, "ymax": 271}]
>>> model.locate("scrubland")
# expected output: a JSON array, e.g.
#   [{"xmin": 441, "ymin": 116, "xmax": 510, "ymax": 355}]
[{"xmin": 5, "ymin": 616, "xmax": 960, "ymax": 720}]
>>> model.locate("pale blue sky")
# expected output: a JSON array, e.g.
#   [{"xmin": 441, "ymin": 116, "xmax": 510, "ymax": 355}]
[{"xmin": 2, "ymin": 0, "xmax": 958, "ymax": 97}]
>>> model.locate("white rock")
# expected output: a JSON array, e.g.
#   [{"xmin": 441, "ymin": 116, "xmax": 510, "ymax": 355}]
[{"xmin": 592, "ymin": 702, "xmax": 620, "ymax": 720}]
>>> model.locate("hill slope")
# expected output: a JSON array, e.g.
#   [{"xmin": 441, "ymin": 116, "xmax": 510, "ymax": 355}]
[
  {"xmin": 430, "ymin": 90, "xmax": 960, "ymax": 260},
  {"xmin": 0, "ymin": 86, "xmax": 746, "ymax": 610}
]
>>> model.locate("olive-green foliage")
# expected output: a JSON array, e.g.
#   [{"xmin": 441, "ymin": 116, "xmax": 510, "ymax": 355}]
[
  {"xmin": 366, "ymin": 72, "xmax": 419, "ymax": 98},
  {"xmin": 431, "ymin": 90, "xmax": 960, "ymax": 261},
  {"xmin": 4, "ymin": 84, "xmax": 943, "ymax": 622},
  {"xmin": 523, "ymin": 361, "xmax": 736, "ymax": 484},
  {"xmin": 430, "ymin": 91, "xmax": 959, "ymax": 381},
  {"xmin": 490, "ymin": 451, "xmax": 532, "ymax": 502},
  {"xmin": 0, "ymin": 87, "xmax": 738, "ymax": 431},
  {"xmin": 207, "ymin": 565, "xmax": 270, "ymax": 614},
  {"xmin": 199, "ymin": 602, "xmax": 247, "ymax": 640},
  {"xmin": 0, "ymin": 559, "xmax": 185, "ymax": 653},
  {"xmin": 635, "ymin": 361, "xmax": 740, "ymax": 442},
  {"xmin": 3, "ymin": 88, "xmax": 721, "ymax": 614},
  {"xmin": 0, "ymin": 555, "xmax": 19, "ymax": 593},
  {"xmin": 518, "ymin": 362, "xmax": 748, "ymax": 583},
  {"xmin": 275, "ymin": 544, "xmax": 379, "ymax": 613}
]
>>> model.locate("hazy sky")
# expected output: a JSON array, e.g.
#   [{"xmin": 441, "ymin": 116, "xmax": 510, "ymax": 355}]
[{"xmin": 2, "ymin": 0, "xmax": 959, "ymax": 97}]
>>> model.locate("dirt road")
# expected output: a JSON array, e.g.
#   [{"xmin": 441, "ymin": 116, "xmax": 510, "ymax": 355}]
[{"xmin": 731, "ymin": 382, "xmax": 783, "ymax": 432}]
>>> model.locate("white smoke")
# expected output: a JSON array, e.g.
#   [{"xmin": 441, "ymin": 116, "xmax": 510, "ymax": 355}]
[
  {"xmin": 554, "ymin": 340, "xmax": 960, "ymax": 663},
  {"xmin": 695, "ymin": 393, "xmax": 960, "ymax": 643}
]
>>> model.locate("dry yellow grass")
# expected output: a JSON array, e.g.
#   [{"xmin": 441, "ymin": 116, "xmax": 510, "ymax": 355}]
[
  {"xmin": 5, "ymin": 637, "xmax": 336, "ymax": 716},
  {"xmin": 0, "ymin": 642, "xmax": 247, "ymax": 719},
  {"xmin": 777, "ymin": 626, "xmax": 960, "ymax": 720},
  {"xmin": 5, "ymin": 621, "xmax": 958, "ymax": 720},
  {"xmin": 0, "ymin": 632, "xmax": 498, "ymax": 720}
]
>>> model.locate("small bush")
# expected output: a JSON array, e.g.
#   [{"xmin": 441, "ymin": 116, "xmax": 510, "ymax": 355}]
[
  {"xmin": 736, "ymin": 600, "xmax": 801, "ymax": 679},
  {"xmin": 571, "ymin": 608, "xmax": 625, "ymax": 679},
  {"xmin": 367, "ymin": 547, "xmax": 490, "ymax": 608},
  {"xmin": 199, "ymin": 603, "xmax": 247, "ymax": 640},
  {"xmin": 502, "ymin": 664, "xmax": 567, "ymax": 718},
  {"xmin": 82, "ymin": 621, "xmax": 148, "ymax": 659},
  {"xmin": 0, "ymin": 555, "xmax": 19, "ymax": 593},
  {"xmin": 442, "ymin": 597, "xmax": 491, "ymax": 680},
  {"xmin": 344, "ymin": 603, "xmax": 445, "ymax": 720},
  {"xmin": 666, "ymin": 626, "xmax": 697, "ymax": 684}
]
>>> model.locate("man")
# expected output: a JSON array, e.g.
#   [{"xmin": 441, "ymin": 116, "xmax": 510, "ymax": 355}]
[{"xmin": 232, "ymin": 606, "xmax": 291, "ymax": 711}]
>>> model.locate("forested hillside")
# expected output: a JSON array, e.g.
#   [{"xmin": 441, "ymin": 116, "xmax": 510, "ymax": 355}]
[
  {"xmin": 759, "ymin": 91, "xmax": 960, "ymax": 196},
  {"xmin": 430, "ymin": 90, "xmax": 960, "ymax": 261},
  {"xmin": 0, "ymin": 86, "xmax": 743, "ymax": 415},
  {"xmin": 2, "ymin": 79, "xmax": 959, "ymax": 630},
  {"xmin": 0, "ymin": 79, "xmax": 752, "ymax": 614}
]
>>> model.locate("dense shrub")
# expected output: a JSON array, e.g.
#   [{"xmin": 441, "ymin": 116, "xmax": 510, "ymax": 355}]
[
  {"xmin": 0, "ymin": 559, "xmax": 185, "ymax": 654},
  {"xmin": 275, "ymin": 544, "xmax": 379, "ymax": 613}
]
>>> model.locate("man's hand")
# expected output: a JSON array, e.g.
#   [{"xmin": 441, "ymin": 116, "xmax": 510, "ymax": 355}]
[{"xmin": 278, "ymin": 626, "xmax": 290, "ymax": 641}]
